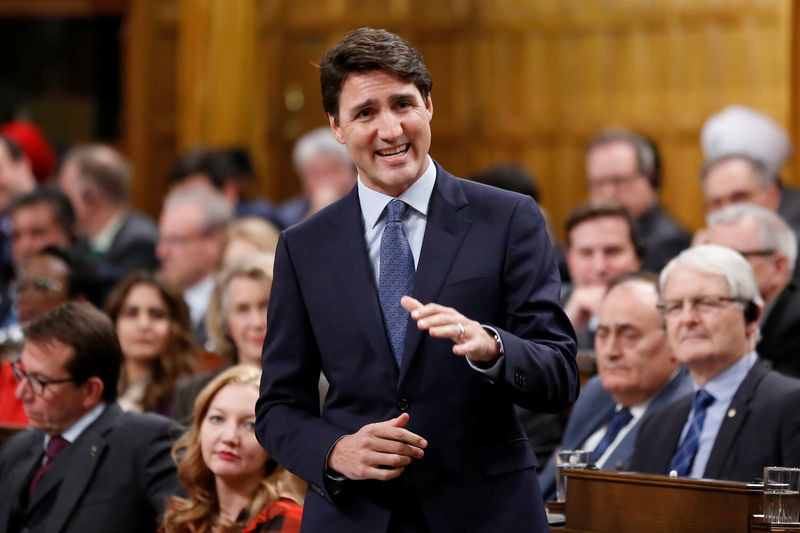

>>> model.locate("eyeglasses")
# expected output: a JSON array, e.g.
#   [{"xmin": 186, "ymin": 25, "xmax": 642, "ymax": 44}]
[
  {"xmin": 656, "ymin": 295, "xmax": 745, "ymax": 319},
  {"xmin": 11, "ymin": 359, "xmax": 76, "ymax": 395},
  {"xmin": 737, "ymin": 249, "xmax": 776, "ymax": 258},
  {"xmin": 587, "ymin": 174, "xmax": 644, "ymax": 191},
  {"xmin": 13, "ymin": 276, "xmax": 64, "ymax": 294}
]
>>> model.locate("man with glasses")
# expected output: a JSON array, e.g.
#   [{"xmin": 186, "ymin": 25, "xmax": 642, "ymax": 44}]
[
  {"xmin": 628, "ymin": 245, "xmax": 800, "ymax": 481},
  {"xmin": 702, "ymin": 203, "xmax": 800, "ymax": 377},
  {"xmin": 539, "ymin": 272, "xmax": 691, "ymax": 500},
  {"xmin": 156, "ymin": 188, "xmax": 232, "ymax": 346},
  {"xmin": 0, "ymin": 302, "xmax": 179, "ymax": 533},
  {"xmin": 586, "ymin": 128, "xmax": 690, "ymax": 273}
]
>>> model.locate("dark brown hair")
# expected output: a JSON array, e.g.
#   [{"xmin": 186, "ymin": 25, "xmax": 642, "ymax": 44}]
[
  {"xmin": 319, "ymin": 27, "xmax": 433, "ymax": 123},
  {"xmin": 24, "ymin": 301, "xmax": 122, "ymax": 402},
  {"xmin": 105, "ymin": 270, "xmax": 198, "ymax": 412},
  {"xmin": 565, "ymin": 199, "xmax": 644, "ymax": 259}
]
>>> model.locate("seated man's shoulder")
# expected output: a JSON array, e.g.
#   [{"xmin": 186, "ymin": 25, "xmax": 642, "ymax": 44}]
[{"xmin": 112, "ymin": 408, "xmax": 181, "ymax": 440}]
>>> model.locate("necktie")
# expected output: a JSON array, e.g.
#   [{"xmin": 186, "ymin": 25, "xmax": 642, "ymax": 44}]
[
  {"xmin": 669, "ymin": 389, "xmax": 715, "ymax": 477},
  {"xmin": 29, "ymin": 435, "xmax": 69, "ymax": 498},
  {"xmin": 379, "ymin": 199, "xmax": 415, "ymax": 366},
  {"xmin": 590, "ymin": 408, "xmax": 633, "ymax": 464}
]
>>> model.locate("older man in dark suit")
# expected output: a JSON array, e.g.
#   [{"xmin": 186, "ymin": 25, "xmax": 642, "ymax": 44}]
[
  {"xmin": 255, "ymin": 28, "xmax": 578, "ymax": 533},
  {"xmin": 58, "ymin": 144, "xmax": 160, "ymax": 279},
  {"xmin": 702, "ymin": 203, "xmax": 800, "ymax": 377},
  {"xmin": 538, "ymin": 272, "xmax": 692, "ymax": 500},
  {"xmin": 629, "ymin": 245, "xmax": 800, "ymax": 481},
  {"xmin": 0, "ymin": 302, "xmax": 180, "ymax": 533}
]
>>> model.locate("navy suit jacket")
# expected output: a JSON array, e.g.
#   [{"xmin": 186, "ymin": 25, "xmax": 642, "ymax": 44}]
[
  {"xmin": 538, "ymin": 366, "xmax": 692, "ymax": 500},
  {"xmin": 758, "ymin": 281, "xmax": 800, "ymax": 378},
  {"xmin": 255, "ymin": 163, "xmax": 579, "ymax": 533},
  {"xmin": 0, "ymin": 403, "xmax": 180, "ymax": 533},
  {"xmin": 628, "ymin": 359, "xmax": 800, "ymax": 482}
]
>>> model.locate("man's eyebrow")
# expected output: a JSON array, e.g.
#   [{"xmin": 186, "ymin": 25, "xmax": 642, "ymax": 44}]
[{"xmin": 348, "ymin": 98, "xmax": 376, "ymax": 115}]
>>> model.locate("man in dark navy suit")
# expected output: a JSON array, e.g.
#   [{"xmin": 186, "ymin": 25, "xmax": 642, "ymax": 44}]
[
  {"xmin": 539, "ymin": 272, "xmax": 691, "ymax": 500},
  {"xmin": 629, "ymin": 245, "xmax": 800, "ymax": 481},
  {"xmin": 255, "ymin": 28, "xmax": 578, "ymax": 533}
]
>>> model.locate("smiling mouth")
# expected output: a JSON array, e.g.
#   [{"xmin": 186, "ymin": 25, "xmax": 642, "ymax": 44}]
[{"xmin": 376, "ymin": 144, "xmax": 410, "ymax": 157}]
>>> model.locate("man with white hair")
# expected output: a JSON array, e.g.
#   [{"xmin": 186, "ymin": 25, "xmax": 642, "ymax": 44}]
[
  {"xmin": 278, "ymin": 126, "xmax": 356, "ymax": 227},
  {"xmin": 703, "ymin": 204, "xmax": 800, "ymax": 376},
  {"xmin": 156, "ymin": 188, "xmax": 233, "ymax": 345},
  {"xmin": 628, "ymin": 245, "xmax": 800, "ymax": 481},
  {"xmin": 701, "ymin": 105, "xmax": 800, "ymax": 235}
]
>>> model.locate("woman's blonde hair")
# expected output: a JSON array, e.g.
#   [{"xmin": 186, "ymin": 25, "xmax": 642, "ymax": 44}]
[
  {"xmin": 205, "ymin": 253, "xmax": 274, "ymax": 360},
  {"xmin": 216, "ymin": 217, "xmax": 280, "ymax": 271},
  {"xmin": 163, "ymin": 365, "xmax": 305, "ymax": 532}
]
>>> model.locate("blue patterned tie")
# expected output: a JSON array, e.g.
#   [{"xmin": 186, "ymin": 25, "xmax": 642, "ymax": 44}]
[
  {"xmin": 669, "ymin": 389, "xmax": 715, "ymax": 477},
  {"xmin": 590, "ymin": 408, "xmax": 633, "ymax": 464},
  {"xmin": 379, "ymin": 199, "xmax": 415, "ymax": 366}
]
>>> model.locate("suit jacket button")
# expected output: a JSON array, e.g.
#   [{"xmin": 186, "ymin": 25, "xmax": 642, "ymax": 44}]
[{"xmin": 397, "ymin": 398, "xmax": 409, "ymax": 411}]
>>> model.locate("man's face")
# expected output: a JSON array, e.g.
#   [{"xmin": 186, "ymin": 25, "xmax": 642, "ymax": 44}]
[
  {"xmin": 15, "ymin": 339, "xmax": 92, "ymax": 435},
  {"xmin": 704, "ymin": 217, "xmax": 787, "ymax": 305},
  {"xmin": 299, "ymin": 154, "xmax": 356, "ymax": 199},
  {"xmin": 58, "ymin": 161, "xmax": 89, "ymax": 234},
  {"xmin": 702, "ymin": 158, "xmax": 779, "ymax": 214},
  {"xmin": 16, "ymin": 253, "xmax": 71, "ymax": 323},
  {"xmin": 566, "ymin": 215, "xmax": 642, "ymax": 287},
  {"xmin": 586, "ymin": 141, "xmax": 655, "ymax": 218},
  {"xmin": 595, "ymin": 282, "xmax": 677, "ymax": 407},
  {"xmin": 662, "ymin": 266, "xmax": 754, "ymax": 377},
  {"xmin": 157, "ymin": 202, "xmax": 218, "ymax": 291},
  {"xmin": 11, "ymin": 203, "xmax": 71, "ymax": 269},
  {"xmin": 0, "ymin": 142, "xmax": 29, "ymax": 212},
  {"xmin": 329, "ymin": 70, "xmax": 433, "ymax": 197}
]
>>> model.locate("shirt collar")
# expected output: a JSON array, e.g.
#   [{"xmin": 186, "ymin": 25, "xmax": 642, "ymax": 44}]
[
  {"xmin": 692, "ymin": 350, "xmax": 758, "ymax": 404},
  {"xmin": 91, "ymin": 211, "xmax": 125, "ymax": 253},
  {"xmin": 357, "ymin": 155, "xmax": 436, "ymax": 229},
  {"xmin": 183, "ymin": 275, "xmax": 215, "ymax": 326},
  {"xmin": 44, "ymin": 402, "xmax": 107, "ymax": 449}
]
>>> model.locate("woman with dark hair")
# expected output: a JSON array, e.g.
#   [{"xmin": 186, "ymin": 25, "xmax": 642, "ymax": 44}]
[
  {"xmin": 162, "ymin": 365, "xmax": 304, "ymax": 532},
  {"xmin": 105, "ymin": 270, "xmax": 198, "ymax": 415}
]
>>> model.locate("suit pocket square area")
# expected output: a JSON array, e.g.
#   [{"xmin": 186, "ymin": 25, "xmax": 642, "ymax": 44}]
[{"xmin": 479, "ymin": 438, "xmax": 538, "ymax": 476}]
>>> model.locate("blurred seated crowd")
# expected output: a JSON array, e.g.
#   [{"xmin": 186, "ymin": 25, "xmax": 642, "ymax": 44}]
[{"xmin": 2, "ymin": 102, "xmax": 800, "ymax": 530}]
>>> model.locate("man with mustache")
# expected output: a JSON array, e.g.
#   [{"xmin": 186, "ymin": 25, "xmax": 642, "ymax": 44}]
[
  {"xmin": 629, "ymin": 245, "xmax": 800, "ymax": 481},
  {"xmin": 538, "ymin": 272, "xmax": 691, "ymax": 500}
]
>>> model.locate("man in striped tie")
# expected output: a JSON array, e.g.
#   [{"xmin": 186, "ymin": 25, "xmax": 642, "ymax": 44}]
[{"xmin": 629, "ymin": 244, "xmax": 800, "ymax": 481}]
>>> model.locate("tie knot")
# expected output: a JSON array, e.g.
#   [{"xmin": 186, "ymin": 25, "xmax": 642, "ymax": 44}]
[
  {"xmin": 46, "ymin": 435, "xmax": 69, "ymax": 461},
  {"xmin": 386, "ymin": 199, "xmax": 407, "ymax": 223},
  {"xmin": 694, "ymin": 389, "xmax": 715, "ymax": 411},
  {"xmin": 612, "ymin": 408, "xmax": 633, "ymax": 425}
]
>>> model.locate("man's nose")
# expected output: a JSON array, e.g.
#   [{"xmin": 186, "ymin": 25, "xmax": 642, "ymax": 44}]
[{"xmin": 377, "ymin": 112, "xmax": 402, "ymax": 142}]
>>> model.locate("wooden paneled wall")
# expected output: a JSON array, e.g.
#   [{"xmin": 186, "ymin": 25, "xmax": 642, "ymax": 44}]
[
  {"xmin": 1, "ymin": 0, "xmax": 794, "ymax": 236},
  {"xmin": 173, "ymin": 0, "xmax": 792, "ymax": 238}
]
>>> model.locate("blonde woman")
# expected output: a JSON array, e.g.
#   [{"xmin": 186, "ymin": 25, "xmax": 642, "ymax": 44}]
[
  {"xmin": 163, "ymin": 365, "xmax": 305, "ymax": 532},
  {"xmin": 171, "ymin": 253, "xmax": 272, "ymax": 423}
]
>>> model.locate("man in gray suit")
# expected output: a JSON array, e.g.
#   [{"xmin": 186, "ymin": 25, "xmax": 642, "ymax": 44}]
[
  {"xmin": 0, "ymin": 302, "xmax": 180, "ymax": 533},
  {"xmin": 58, "ymin": 144, "xmax": 160, "ymax": 279}
]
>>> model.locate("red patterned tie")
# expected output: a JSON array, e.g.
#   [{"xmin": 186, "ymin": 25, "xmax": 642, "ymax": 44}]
[{"xmin": 29, "ymin": 435, "xmax": 69, "ymax": 499}]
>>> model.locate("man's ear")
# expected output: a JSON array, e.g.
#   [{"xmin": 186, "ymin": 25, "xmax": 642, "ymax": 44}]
[
  {"xmin": 425, "ymin": 94, "xmax": 433, "ymax": 120},
  {"xmin": 81, "ymin": 376, "xmax": 105, "ymax": 409},
  {"xmin": 328, "ymin": 114, "xmax": 345, "ymax": 144}
]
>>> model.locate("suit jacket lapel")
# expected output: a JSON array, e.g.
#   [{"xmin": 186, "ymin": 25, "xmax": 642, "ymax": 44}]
[
  {"xmin": 0, "ymin": 433, "xmax": 42, "ymax": 525},
  {"xmin": 29, "ymin": 405, "xmax": 117, "ymax": 532},
  {"xmin": 400, "ymin": 166, "xmax": 470, "ymax": 381},
  {"xmin": 704, "ymin": 360, "xmax": 767, "ymax": 479},
  {"xmin": 326, "ymin": 189, "xmax": 397, "ymax": 370}
]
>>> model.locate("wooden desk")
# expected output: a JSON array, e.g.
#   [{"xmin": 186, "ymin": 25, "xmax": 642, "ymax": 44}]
[{"xmin": 548, "ymin": 469, "xmax": 793, "ymax": 533}]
